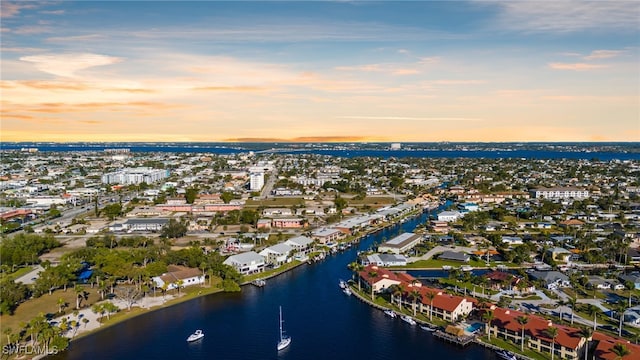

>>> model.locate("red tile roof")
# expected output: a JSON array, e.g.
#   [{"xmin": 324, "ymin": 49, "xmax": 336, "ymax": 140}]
[
  {"xmin": 491, "ymin": 308, "xmax": 583, "ymax": 350},
  {"xmin": 592, "ymin": 332, "xmax": 640, "ymax": 360}
]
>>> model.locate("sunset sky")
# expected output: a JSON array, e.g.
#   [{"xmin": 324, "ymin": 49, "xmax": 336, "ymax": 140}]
[{"xmin": 1, "ymin": 1, "xmax": 639, "ymax": 142}]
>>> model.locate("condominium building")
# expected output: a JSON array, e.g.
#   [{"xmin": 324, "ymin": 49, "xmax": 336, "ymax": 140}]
[{"xmin": 101, "ymin": 167, "xmax": 169, "ymax": 185}]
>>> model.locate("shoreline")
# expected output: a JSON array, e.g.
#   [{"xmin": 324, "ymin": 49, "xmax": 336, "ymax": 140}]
[{"xmin": 55, "ymin": 210, "xmax": 427, "ymax": 354}]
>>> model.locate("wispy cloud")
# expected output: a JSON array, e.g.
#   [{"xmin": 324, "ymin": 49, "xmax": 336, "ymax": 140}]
[
  {"xmin": 0, "ymin": 1, "xmax": 36, "ymax": 18},
  {"xmin": 338, "ymin": 116, "xmax": 481, "ymax": 121},
  {"xmin": 20, "ymin": 53, "xmax": 123, "ymax": 78},
  {"xmin": 583, "ymin": 49, "xmax": 625, "ymax": 60},
  {"xmin": 486, "ymin": 1, "xmax": 640, "ymax": 32},
  {"xmin": 548, "ymin": 62, "xmax": 608, "ymax": 71}
]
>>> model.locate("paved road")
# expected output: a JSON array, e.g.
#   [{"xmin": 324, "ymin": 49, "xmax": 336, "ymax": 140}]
[
  {"xmin": 14, "ymin": 265, "xmax": 44, "ymax": 285},
  {"xmin": 409, "ymin": 245, "xmax": 477, "ymax": 262}
]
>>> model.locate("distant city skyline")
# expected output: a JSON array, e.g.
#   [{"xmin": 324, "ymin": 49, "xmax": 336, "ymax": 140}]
[{"xmin": 1, "ymin": 1, "xmax": 639, "ymax": 142}]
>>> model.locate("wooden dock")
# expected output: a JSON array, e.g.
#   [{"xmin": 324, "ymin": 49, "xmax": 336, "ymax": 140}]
[{"xmin": 433, "ymin": 330, "xmax": 475, "ymax": 347}]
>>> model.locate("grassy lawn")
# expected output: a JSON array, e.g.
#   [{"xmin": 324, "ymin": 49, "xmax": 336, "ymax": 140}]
[
  {"xmin": 480, "ymin": 335, "xmax": 550, "ymax": 360},
  {"xmin": 346, "ymin": 197, "xmax": 396, "ymax": 206},
  {"xmin": 243, "ymin": 260, "xmax": 303, "ymax": 283},
  {"xmin": 0, "ymin": 286, "xmax": 101, "ymax": 346},
  {"xmin": 244, "ymin": 198, "xmax": 306, "ymax": 207},
  {"xmin": 438, "ymin": 278, "xmax": 499, "ymax": 296},
  {"xmin": 4, "ymin": 266, "xmax": 36, "ymax": 281},
  {"xmin": 401, "ymin": 258, "xmax": 488, "ymax": 269}
]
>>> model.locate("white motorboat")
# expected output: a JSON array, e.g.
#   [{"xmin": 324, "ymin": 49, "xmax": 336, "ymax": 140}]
[
  {"xmin": 383, "ymin": 309, "xmax": 397, "ymax": 318},
  {"xmin": 277, "ymin": 306, "xmax": 291, "ymax": 351},
  {"xmin": 420, "ymin": 325, "xmax": 436, "ymax": 332},
  {"xmin": 186, "ymin": 329, "xmax": 204, "ymax": 342},
  {"xmin": 401, "ymin": 315, "xmax": 417, "ymax": 325},
  {"xmin": 495, "ymin": 350, "xmax": 517, "ymax": 360},
  {"xmin": 339, "ymin": 279, "xmax": 347, "ymax": 289},
  {"xmin": 442, "ymin": 265, "xmax": 452, "ymax": 270},
  {"xmin": 343, "ymin": 287, "xmax": 352, "ymax": 296}
]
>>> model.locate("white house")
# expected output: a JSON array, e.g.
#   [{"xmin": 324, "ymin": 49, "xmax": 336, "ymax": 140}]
[
  {"xmin": 285, "ymin": 236, "xmax": 314, "ymax": 255},
  {"xmin": 152, "ymin": 265, "xmax": 205, "ymax": 291},
  {"xmin": 259, "ymin": 243, "xmax": 293, "ymax": 266},
  {"xmin": 437, "ymin": 210, "xmax": 462, "ymax": 222},
  {"xmin": 223, "ymin": 251, "xmax": 266, "ymax": 275}
]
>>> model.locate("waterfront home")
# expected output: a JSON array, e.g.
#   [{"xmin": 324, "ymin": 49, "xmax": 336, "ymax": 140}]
[
  {"xmin": 438, "ymin": 251, "xmax": 471, "ymax": 263},
  {"xmin": 311, "ymin": 227, "xmax": 343, "ymax": 243},
  {"xmin": 363, "ymin": 254, "xmax": 408, "ymax": 267},
  {"xmin": 416, "ymin": 288, "xmax": 475, "ymax": 322},
  {"xmin": 285, "ymin": 235, "xmax": 314, "ymax": 255},
  {"xmin": 259, "ymin": 243, "xmax": 293, "ymax": 266},
  {"xmin": 358, "ymin": 265, "xmax": 418, "ymax": 293},
  {"xmin": 591, "ymin": 331, "xmax": 640, "ymax": 359},
  {"xmin": 334, "ymin": 215, "xmax": 381, "ymax": 234},
  {"xmin": 223, "ymin": 251, "xmax": 266, "ymax": 275},
  {"xmin": 527, "ymin": 271, "xmax": 571, "ymax": 290},
  {"xmin": 502, "ymin": 236, "xmax": 524, "ymax": 246},
  {"xmin": 586, "ymin": 276, "xmax": 611, "ymax": 290},
  {"xmin": 488, "ymin": 307, "xmax": 586, "ymax": 360},
  {"xmin": 152, "ymin": 265, "xmax": 205, "ymax": 291},
  {"xmin": 437, "ymin": 210, "xmax": 462, "ymax": 222},
  {"xmin": 378, "ymin": 232, "xmax": 421, "ymax": 255}
]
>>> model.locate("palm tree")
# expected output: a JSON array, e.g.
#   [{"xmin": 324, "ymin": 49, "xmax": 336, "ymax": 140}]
[
  {"xmin": 610, "ymin": 343, "xmax": 631, "ymax": 359},
  {"xmin": 74, "ymin": 285, "xmax": 84, "ymax": 309},
  {"xmin": 425, "ymin": 291, "xmax": 436, "ymax": 321},
  {"xmin": 367, "ymin": 270, "xmax": 378, "ymax": 300},
  {"xmin": 409, "ymin": 289, "xmax": 421, "ymax": 317},
  {"xmin": 392, "ymin": 285, "xmax": 404, "ymax": 310},
  {"xmin": 624, "ymin": 281, "xmax": 635, "ymax": 308},
  {"xmin": 482, "ymin": 310, "xmax": 494, "ymax": 340},
  {"xmin": 586, "ymin": 304, "xmax": 600, "ymax": 330},
  {"xmin": 615, "ymin": 303, "xmax": 626, "ymax": 338},
  {"xmin": 568, "ymin": 297, "xmax": 577, "ymax": 325},
  {"xmin": 545, "ymin": 326, "xmax": 559, "ymax": 360},
  {"xmin": 516, "ymin": 315, "xmax": 529, "ymax": 352},
  {"xmin": 580, "ymin": 327, "xmax": 593, "ymax": 360},
  {"xmin": 57, "ymin": 297, "xmax": 67, "ymax": 314},
  {"xmin": 556, "ymin": 299, "xmax": 567, "ymax": 323}
]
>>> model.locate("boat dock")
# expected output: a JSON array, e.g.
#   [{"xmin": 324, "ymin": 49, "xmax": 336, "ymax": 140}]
[{"xmin": 432, "ymin": 330, "xmax": 475, "ymax": 347}]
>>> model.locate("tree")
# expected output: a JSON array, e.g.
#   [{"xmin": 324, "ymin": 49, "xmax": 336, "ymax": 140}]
[
  {"xmin": 516, "ymin": 315, "xmax": 529, "ymax": 352},
  {"xmin": 568, "ymin": 297, "xmax": 577, "ymax": 325},
  {"xmin": 545, "ymin": 326, "xmax": 559, "ymax": 360},
  {"xmin": 185, "ymin": 187, "xmax": 198, "ymax": 204},
  {"xmin": 57, "ymin": 297, "xmax": 67, "ymax": 314},
  {"xmin": 615, "ymin": 303, "xmax": 626, "ymax": 338},
  {"xmin": 115, "ymin": 286, "xmax": 142, "ymax": 311},
  {"xmin": 220, "ymin": 192, "xmax": 234, "ymax": 204},
  {"xmin": 556, "ymin": 299, "xmax": 566, "ymax": 323},
  {"xmin": 586, "ymin": 304, "xmax": 600, "ymax": 330},
  {"xmin": 161, "ymin": 219, "xmax": 187, "ymax": 239},
  {"xmin": 102, "ymin": 203, "xmax": 122, "ymax": 221},
  {"xmin": 409, "ymin": 288, "xmax": 421, "ymax": 316},
  {"xmin": 482, "ymin": 310, "xmax": 494, "ymax": 340},
  {"xmin": 425, "ymin": 291, "xmax": 436, "ymax": 321},
  {"xmin": 580, "ymin": 327, "xmax": 593, "ymax": 360},
  {"xmin": 610, "ymin": 343, "xmax": 631, "ymax": 359}
]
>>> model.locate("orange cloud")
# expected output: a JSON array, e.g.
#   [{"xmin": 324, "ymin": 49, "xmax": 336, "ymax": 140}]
[
  {"xmin": 548, "ymin": 62, "xmax": 607, "ymax": 71},
  {"xmin": 192, "ymin": 86, "xmax": 266, "ymax": 92}
]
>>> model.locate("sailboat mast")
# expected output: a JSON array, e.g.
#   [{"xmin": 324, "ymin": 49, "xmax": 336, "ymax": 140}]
[{"xmin": 279, "ymin": 306, "xmax": 283, "ymax": 339}]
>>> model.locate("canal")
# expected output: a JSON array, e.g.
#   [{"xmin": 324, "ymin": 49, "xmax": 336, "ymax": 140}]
[{"xmin": 55, "ymin": 209, "xmax": 499, "ymax": 360}]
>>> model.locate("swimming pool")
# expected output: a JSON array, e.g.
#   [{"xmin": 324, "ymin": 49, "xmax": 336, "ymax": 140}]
[{"xmin": 466, "ymin": 323, "xmax": 483, "ymax": 333}]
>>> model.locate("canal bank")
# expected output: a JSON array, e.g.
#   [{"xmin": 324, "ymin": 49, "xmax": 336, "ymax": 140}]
[{"xmin": 52, "ymin": 206, "xmax": 500, "ymax": 360}]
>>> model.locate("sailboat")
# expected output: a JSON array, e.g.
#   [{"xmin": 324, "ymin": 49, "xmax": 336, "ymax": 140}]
[{"xmin": 277, "ymin": 306, "xmax": 291, "ymax": 351}]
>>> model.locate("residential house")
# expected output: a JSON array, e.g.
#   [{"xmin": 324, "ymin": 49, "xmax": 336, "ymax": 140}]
[
  {"xmin": 528, "ymin": 271, "xmax": 571, "ymax": 290},
  {"xmin": 592, "ymin": 332, "xmax": 640, "ymax": 359},
  {"xmin": 259, "ymin": 243, "xmax": 293, "ymax": 266},
  {"xmin": 285, "ymin": 235, "xmax": 314, "ymax": 255},
  {"xmin": 378, "ymin": 232, "xmax": 421, "ymax": 254},
  {"xmin": 488, "ymin": 307, "xmax": 586, "ymax": 360},
  {"xmin": 152, "ymin": 265, "xmax": 205, "ymax": 291},
  {"xmin": 437, "ymin": 210, "xmax": 462, "ymax": 222},
  {"xmin": 223, "ymin": 251, "xmax": 265, "ymax": 275},
  {"xmin": 363, "ymin": 254, "xmax": 408, "ymax": 267},
  {"xmin": 311, "ymin": 228, "xmax": 343, "ymax": 244},
  {"xmin": 547, "ymin": 248, "xmax": 573, "ymax": 263},
  {"xmin": 438, "ymin": 251, "xmax": 470, "ymax": 262}
]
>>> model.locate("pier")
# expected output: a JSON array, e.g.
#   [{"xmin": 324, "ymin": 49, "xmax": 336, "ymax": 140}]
[{"xmin": 432, "ymin": 330, "xmax": 475, "ymax": 347}]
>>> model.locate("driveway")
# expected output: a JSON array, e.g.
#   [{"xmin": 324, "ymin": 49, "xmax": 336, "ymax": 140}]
[{"xmin": 14, "ymin": 265, "xmax": 44, "ymax": 285}]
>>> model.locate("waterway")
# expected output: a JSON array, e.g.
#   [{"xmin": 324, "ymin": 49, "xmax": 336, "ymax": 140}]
[{"xmin": 54, "ymin": 209, "xmax": 500, "ymax": 360}]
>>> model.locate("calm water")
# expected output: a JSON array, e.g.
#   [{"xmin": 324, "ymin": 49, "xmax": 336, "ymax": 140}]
[
  {"xmin": 3, "ymin": 142, "xmax": 639, "ymax": 160},
  {"xmin": 54, "ymin": 210, "xmax": 500, "ymax": 360}
]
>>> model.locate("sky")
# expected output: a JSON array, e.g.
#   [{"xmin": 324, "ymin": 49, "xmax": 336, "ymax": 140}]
[{"xmin": 1, "ymin": 1, "xmax": 639, "ymax": 143}]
